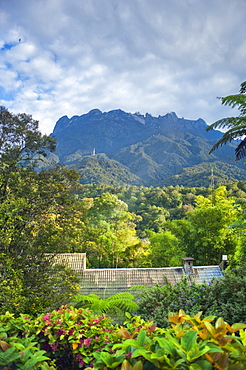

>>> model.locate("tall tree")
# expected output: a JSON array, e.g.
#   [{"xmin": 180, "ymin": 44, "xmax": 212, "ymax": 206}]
[
  {"xmin": 206, "ymin": 81, "xmax": 246, "ymax": 160},
  {"xmin": 148, "ymin": 229, "xmax": 182, "ymax": 267},
  {"xmin": 83, "ymin": 193, "xmax": 141, "ymax": 268},
  {"xmin": 0, "ymin": 107, "xmax": 80, "ymax": 314},
  {"xmin": 185, "ymin": 187, "xmax": 240, "ymax": 265}
]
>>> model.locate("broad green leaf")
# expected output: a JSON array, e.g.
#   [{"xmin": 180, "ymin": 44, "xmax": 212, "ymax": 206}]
[
  {"xmin": 194, "ymin": 359, "xmax": 213, "ymax": 370},
  {"xmin": 181, "ymin": 330, "xmax": 198, "ymax": 352},
  {"xmin": 137, "ymin": 329, "xmax": 146, "ymax": 346},
  {"xmin": 231, "ymin": 323, "xmax": 246, "ymax": 331},
  {"xmin": 0, "ymin": 346, "xmax": 20, "ymax": 365}
]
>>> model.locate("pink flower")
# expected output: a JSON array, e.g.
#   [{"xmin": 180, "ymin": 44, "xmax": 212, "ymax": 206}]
[
  {"xmin": 79, "ymin": 359, "xmax": 85, "ymax": 368},
  {"xmin": 56, "ymin": 328, "xmax": 65, "ymax": 336},
  {"xmin": 42, "ymin": 313, "xmax": 51, "ymax": 321},
  {"xmin": 50, "ymin": 342, "xmax": 58, "ymax": 351},
  {"xmin": 84, "ymin": 337, "xmax": 92, "ymax": 347}
]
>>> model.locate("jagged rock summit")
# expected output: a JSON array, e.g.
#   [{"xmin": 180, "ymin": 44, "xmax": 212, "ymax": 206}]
[{"xmin": 49, "ymin": 109, "xmax": 246, "ymax": 187}]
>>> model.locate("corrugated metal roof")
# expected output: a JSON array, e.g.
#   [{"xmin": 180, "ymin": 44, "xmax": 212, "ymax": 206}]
[
  {"xmin": 46, "ymin": 253, "xmax": 86, "ymax": 272},
  {"xmin": 48, "ymin": 254, "xmax": 223, "ymax": 298},
  {"xmin": 80, "ymin": 265, "xmax": 223, "ymax": 298}
]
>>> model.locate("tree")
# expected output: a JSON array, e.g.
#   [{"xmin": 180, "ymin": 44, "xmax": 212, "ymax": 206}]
[
  {"xmin": 83, "ymin": 193, "xmax": 141, "ymax": 268},
  {"xmin": 0, "ymin": 106, "xmax": 56, "ymax": 166},
  {"xmin": 148, "ymin": 229, "xmax": 182, "ymax": 267},
  {"xmin": 206, "ymin": 81, "xmax": 246, "ymax": 160},
  {"xmin": 0, "ymin": 107, "xmax": 81, "ymax": 314},
  {"xmin": 185, "ymin": 186, "xmax": 240, "ymax": 265}
]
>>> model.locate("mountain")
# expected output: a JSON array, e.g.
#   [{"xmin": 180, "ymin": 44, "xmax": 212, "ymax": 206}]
[{"xmin": 48, "ymin": 109, "xmax": 246, "ymax": 187}]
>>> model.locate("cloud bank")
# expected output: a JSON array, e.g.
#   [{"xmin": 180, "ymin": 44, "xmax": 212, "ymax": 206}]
[{"xmin": 0, "ymin": 0, "xmax": 246, "ymax": 134}]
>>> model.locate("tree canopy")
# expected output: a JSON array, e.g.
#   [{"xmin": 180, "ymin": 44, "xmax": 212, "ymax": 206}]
[{"xmin": 0, "ymin": 107, "xmax": 81, "ymax": 314}]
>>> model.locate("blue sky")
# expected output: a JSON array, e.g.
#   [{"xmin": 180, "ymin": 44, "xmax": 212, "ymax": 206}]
[{"xmin": 0, "ymin": 0, "xmax": 246, "ymax": 134}]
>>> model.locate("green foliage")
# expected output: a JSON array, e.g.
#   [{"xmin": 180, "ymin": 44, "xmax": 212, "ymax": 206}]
[
  {"xmin": 162, "ymin": 186, "xmax": 241, "ymax": 265},
  {"xmin": 80, "ymin": 193, "xmax": 141, "ymax": 268},
  {"xmin": 0, "ymin": 306, "xmax": 119, "ymax": 370},
  {"xmin": 135, "ymin": 279, "xmax": 213, "ymax": 328},
  {"xmin": 1, "ymin": 306, "xmax": 246, "ymax": 370},
  {"xmin": 0, "ymin": 106, "xmax": 56, "ymax": 167},
  {"xmin": 0, "ymin": 313, "xmax": 55, "ymax": 369},
  {"xmin": 206, "ymin": 81, "xmax": 246, "ymax": 160},
  {"xmin": 72, "ymin": 153, "xmax": 142, "ymax": 186},
  {"xmin": 0, "ymin": 107, "xmax": 82, "ymax": 315},
  {"xmin": 0, "ymin": 253, "xmax": 26, "ymax": 315},
  {"xmin": 148, "ymin": 230, "xmax": 182, "ymax": 267},
  {"xmin": 136, "ymin": 266, "xmax": 246, "ymax": 328},
  {"xmin": 95, "ymin": 311, "xmax": 246, "ymax": 370},
  {"xmin": 162, "ymin": 161, "xmax": 246, "ymax": 188},
  {"xmin": 70, "ymin": 292, "xmax": 139, "ymax": 323}
]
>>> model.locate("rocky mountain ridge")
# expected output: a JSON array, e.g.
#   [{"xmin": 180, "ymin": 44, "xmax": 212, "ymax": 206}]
[{"xmin": 48, "ymin": 109, "xmax": 246, "ymax": 187}]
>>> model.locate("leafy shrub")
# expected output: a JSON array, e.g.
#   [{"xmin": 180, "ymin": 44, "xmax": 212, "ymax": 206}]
[
  {"xmin": 94, "ymin": 310, "xmax": 246, "ymax": 370},
  {"xmin": 1, "ymin": 306, "xmax": 246, "ymax": 369},
  {"xmin": 135, "ymin": 267, "xmax": 246, "ymax": 328},
  {"xmin": 0, "ymin": 253, "xmax": 27, "ymax": 315},
  {"xmin": 0, "ymin": 313, "xmax": 55, "ymax": 369},
  {"xmin": 25, "ymin": 305, "xmax": 118, "ymax": 369},
  {"xmin": 134, "ymin": 278, "xmax": 214, "ymax": 328}
]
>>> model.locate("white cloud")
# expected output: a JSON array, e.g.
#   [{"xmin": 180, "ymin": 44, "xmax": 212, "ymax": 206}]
[{"xmin": 0, "ymin": 0, "xmax": 246, "ymax": 134}]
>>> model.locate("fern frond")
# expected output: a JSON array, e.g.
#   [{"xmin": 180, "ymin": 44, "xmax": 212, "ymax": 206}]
[
  {"xmin": 221, "ymin": 94, "xmax": 246, "ymax": 112},
  {"xmin": 70, "ymin": 293, "xmax": 102, "ymax": 308},
  {"xmin": 90, "ymin": 300, "xmax": 108, "ymax": 315},
  {"xmin": 206, "ymin": 117, "xmax": 242, "ymax": 131},
  {"xmin": 129, "ymin": 285, "xmax": 149, "ymax": 291},
  {"xmin": 106, "ymin": 292, "xmax": 135, "ymax": 301},
  {"xmin": 208, "ymin": 123, "xmax": 246, "ymax": 154},
  {"xmin": 235, "ymin": 137, "xmax": 246, "ymax": 160},
  {"xmin": 105, "ymin": 299, "xmax": 138, "ymax": 312}
]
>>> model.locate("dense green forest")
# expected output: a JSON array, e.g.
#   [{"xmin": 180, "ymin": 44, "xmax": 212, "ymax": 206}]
[{"xmin": 75, "ymin": 181, "xmax": 246, "ymax": 267}]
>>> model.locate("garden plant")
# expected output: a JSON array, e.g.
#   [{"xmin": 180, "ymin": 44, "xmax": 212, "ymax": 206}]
[{"xmin": 0, "ymin": 306, "xmax": 246, "ymax": 369}]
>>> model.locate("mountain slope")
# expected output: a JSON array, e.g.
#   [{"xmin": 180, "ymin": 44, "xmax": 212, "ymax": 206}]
[
  {"xmin": 50, "ymin": 109, "xmax": 246, "ymax": 187},
  {"xmin": 70, "ymin": 153, "xmax": 143, "ymax": 186},
  {"xmin": 161, "ymin": 161, "xmax": 246, "ymax": 187}
]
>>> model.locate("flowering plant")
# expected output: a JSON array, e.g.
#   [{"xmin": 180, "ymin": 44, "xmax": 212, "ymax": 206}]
[{"xmin": 27, "ymin": 305, "xmax": 119, "ymax": 369}]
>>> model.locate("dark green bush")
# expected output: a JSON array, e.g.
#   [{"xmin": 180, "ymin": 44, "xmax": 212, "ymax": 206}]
[{"xmin": 135, "ymin": 265, "xmax": 246, "ymax": 327}]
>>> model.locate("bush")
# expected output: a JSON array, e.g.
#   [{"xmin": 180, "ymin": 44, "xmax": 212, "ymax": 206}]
[
  {"xmin": 1, "ymin": 307, "xmax": 246, "ymax": 369},
  {"xmin": 135, "ymin": 266, "xmax": 246, "ymax": 327},
  {"xmin": 0, "ymin": 312, "xmax": 55, "ymax": 369},
  {"xmin": 134, "ymin": 278, "xmax": 214, "ymax": 328}
]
